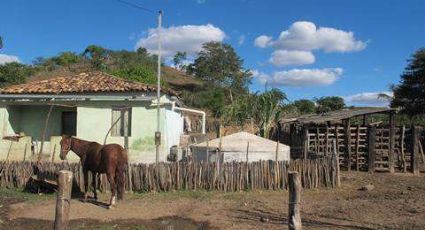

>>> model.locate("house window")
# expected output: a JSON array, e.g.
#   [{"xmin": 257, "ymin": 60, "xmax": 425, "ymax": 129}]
[{"xmin": 111, "ymin": 107, "xmax": 132, "ymax": 137}]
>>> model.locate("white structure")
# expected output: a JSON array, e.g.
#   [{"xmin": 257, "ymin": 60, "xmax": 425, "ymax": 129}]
[{"xmin": 191, "ymin": 132, "xmax": 290, "ymax": 163}]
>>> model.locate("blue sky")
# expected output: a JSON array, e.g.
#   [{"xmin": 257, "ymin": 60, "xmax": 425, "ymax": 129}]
[{"xmin": 1, "ymin": 0, "xmax": 424, "ymax": 106}]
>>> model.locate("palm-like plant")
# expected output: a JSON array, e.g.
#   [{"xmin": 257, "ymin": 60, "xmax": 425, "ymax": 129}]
[
  {"xmin": 253, "ymin": 89, "xmax": 287, "ymax": 138},
  {"xmin": 223, "ymin": 88, "xmax": 287, "ymax": 138}
]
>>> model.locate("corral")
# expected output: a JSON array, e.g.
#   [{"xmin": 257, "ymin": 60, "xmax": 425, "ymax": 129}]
[{"xmin": 277, "ymin": 108, "xmax": 425, "ymax": 174}]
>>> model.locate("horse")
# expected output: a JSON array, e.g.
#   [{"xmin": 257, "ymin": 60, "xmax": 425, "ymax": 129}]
[{"xmin": 59, "ymin": 135, "xmax": 128, "ymax": 209}]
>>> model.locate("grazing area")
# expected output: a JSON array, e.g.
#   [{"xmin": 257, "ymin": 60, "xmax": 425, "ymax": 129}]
[{"xmin": 1, "ymin": 171, "xmax": 424, "ymax": 229}]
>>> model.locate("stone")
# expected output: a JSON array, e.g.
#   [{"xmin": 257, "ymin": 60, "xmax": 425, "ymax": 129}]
[{"xmin": 359, "ymin": 184, "xmax": 374, "ymax": 191}]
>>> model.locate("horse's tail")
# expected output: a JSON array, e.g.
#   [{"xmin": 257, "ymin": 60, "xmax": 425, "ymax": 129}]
[{"xmin": 115, "ymin": 149, "xmax": 128, "ymax": 200}]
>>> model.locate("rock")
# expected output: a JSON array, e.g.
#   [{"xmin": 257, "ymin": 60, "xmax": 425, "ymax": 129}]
[
  {"xmin": 359, "ymin": 184, "xmax": 374, "ymax": 191},
  {"xmin": 260, "ymin": 217, "xmax": 269, "ymax": 223},
  {"xmin": 408, "ymin": 208, "xmax": 419, "ymax": 214}
]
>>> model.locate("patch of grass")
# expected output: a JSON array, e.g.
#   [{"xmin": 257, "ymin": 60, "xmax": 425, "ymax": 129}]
[{"xmin": 0, "ymin": 187, "xmax": 55, "ymax": 203}]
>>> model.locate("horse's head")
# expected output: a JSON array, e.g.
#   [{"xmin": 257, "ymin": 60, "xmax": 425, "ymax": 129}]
[{"xmin": 60, "ymin": 135, "xmax": 72, "ymax": 160}]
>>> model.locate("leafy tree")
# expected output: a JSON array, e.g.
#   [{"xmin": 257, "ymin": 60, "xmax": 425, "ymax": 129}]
[
  {"xmin": 109, "ymin": 48, "xmax": 157, "ymax": 70},
  {"xmin": 222, "ymin": 93, "xmax": 257, "ymax": 126},
  {"xmin": 187, "ymin": 42, "xmax": 252, "ymax": 101},
  {"xmin": 293, "ymin": 99, "xmax": 316, "ymax": 114},
  {"xmin": 109, "ymin": 65, "xmax": 157, "ymax": 85},
  {"xmin": 173, "ymin": 51, "xmax": 187, "ymax": 70},
  {"xmin": 315, "ymin": 96, "xmax": 345, "ymax": 113},
  {"xmin": 391, "ymin": 48, "xmax": 425, "ymax": 116},
  {"xmin": 0, "ymin": 62, "xmax": 31, "ymax": 86},
  {"xmin": 83, "ymin": 45, "xmax": 110, "ymax": 69},
  {"xmin": 188, "ymin": 88, "xmax": 226, "ymax": 118},
  {"xmin": 53, "ymin": 52, "xmax": 81, "ymax": 66}
]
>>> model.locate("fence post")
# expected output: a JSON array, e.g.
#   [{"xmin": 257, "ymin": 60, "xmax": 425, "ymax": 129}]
[
  {"xmin": 54, "ymin": 170, "xmax": 73, "ymax": 230},
  {"xmin": 344, "ymin": 119, "xmax": 352, "ymax": 171},
  {"xmin": 288, "ymin": 171, "xmax": 302, "ymax": 230},
  {"xmin": 411, "ymin": 126, "xmax": 422, "ymax": 175},
  {"xmin": 333, "ymin": 140, "xmax": 340, "ymax": 187},
  {"xmin": 368, "ymin": 126, "xmax": 376, "ymax": 173},
  {"xmin": 303, "ymin": 125, "xmax": 309, "ymax": 160},
  {"xmin": 388, "ymin": 112, "xmax": 396, "ymax": 173},
  {"xmin": 246, "ymin": 141, "xmax": 250, "ymax": 189}
]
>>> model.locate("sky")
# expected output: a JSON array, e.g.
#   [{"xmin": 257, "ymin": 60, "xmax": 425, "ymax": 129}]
[{"xmin": 1, "ymin": 0, "xmax": 425, "ymax": 106}]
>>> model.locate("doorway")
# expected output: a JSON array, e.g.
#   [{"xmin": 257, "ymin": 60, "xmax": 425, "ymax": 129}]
[{"xmin": 62, "ymin": 111, "xmax": 77, "ymax": 136}]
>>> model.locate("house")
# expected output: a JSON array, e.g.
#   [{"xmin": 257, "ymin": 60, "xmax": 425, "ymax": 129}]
[
  {"xmin": 0, "ymin": 71, "xmax": 203, "ymax": 163},
  {"xmin": 191, "ymin": 132, "xmax": 290, "ymax": 163}
]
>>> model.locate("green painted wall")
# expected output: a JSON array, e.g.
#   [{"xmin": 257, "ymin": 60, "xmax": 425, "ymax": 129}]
[{"xmin": 0, "ymin": 95, "xmax": 182, "ymax": 163}]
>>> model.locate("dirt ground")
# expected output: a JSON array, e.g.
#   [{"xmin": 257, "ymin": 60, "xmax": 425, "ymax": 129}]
[{"xmin": 1, "ymin": 171, "xmax": 425, "ymax": 229}]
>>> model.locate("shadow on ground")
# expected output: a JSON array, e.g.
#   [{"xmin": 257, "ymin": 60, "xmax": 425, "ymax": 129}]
[{"xmin": 232, "ymin": 208, "xmax": 376, "ymax": 230}]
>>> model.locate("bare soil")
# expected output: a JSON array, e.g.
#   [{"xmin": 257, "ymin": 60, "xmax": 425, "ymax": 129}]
[{"xmin": 1, "ymin": 171, "xmax": 425, "ymax": 229}]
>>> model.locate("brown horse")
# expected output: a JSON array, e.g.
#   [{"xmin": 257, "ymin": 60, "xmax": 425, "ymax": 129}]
[{"xmin": 59, "ymin": 135, "xmax": 128, "ymax": 209}]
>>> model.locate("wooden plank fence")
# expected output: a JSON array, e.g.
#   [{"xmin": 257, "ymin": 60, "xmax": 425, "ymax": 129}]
[
  {"xmin": 304, "ymin": 125, "xmax": 425, "ymax": 173},
  {"xmin": 0, "ymin": 158, "xmax": 339, "ymax": 193}
]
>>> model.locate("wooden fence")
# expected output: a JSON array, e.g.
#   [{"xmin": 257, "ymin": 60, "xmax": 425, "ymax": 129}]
[
  {"xmin": 0, "ymin": 157, "xmax": 339, "ymax": 193},
  {"xmin": 302, "ymin": 125, "xmax": 424, "ymax": 173}
]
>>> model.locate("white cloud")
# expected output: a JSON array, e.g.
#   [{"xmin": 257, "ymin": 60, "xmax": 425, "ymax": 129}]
[
  {"xmin": 238, "ymin": 35, "xmax": 246, "ymax": 46},
  {"xmin": 254, "ymin": 35, "xmax": 273, "ymax": 48},
  {"xmin": 266, "ymin": 68, "xmax": 343, "ymax": 87},
  {"xmin": 270, "ymin": 21, "xmax": 366, "ymax": 52},
  {"xmin": 344, "ymin": 91, "xmax": 393, "ymax": 107},
  {"xmin": 250, "ymin": 69, "xmax": 270, "ymax": 85},
  {"xmin": 0, "ymin": 54, "xmax": 20, "ymax": 65},
  {"xmin": 269, "ymin": 50, "xmax": 315, "ymax": 67},
  {"xmin": 135, "ymin": 24, "xmax": 226, "ymax": 58}
]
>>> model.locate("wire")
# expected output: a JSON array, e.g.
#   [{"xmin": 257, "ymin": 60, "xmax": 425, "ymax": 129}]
[{"xmin": 115, "ymin": 0, "xmax": 156, "ymax": 14}]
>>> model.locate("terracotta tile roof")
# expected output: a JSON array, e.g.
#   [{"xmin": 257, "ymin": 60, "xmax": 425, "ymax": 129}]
[{"xmin": 0, "ymin": 72, "xmax": 176, "ymax": 96}]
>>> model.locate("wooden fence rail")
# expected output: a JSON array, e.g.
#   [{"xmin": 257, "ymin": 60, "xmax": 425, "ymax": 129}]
[{"xmin": 0, "ymin": 158, "xmax": 338, "ymax": 192}]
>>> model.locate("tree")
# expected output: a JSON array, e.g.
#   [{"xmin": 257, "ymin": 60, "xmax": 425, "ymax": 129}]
[
  {"xmin": 391, "ymin": 48, "xmax": 425, "ymax": 116},
  {"xmin": 315, "ymin": 96, "xmax": 345, "ymax": 113},
  {"xmin": 173, "ymin": 51, "xmax": 187, "ymax": 70},
  {"xmin": 223, "ymin": 88, "xmax": 287, "ymax": 138},
  {"xmin": 0, "ymin": 62, "xmax": 31, "ymax": 86},
  {"xmin": 53, "ymin": 52, "xmax": 81, "ymax": 67},
  {"xmin": 83, "ymin": 45, "xmax": 110, "ymax": 69},
  {"xmin": 293, "ymin": 99, "xmax": 316, "ymax": 114},
  {"xmin": 187, "ymin": 42, "xmax": 252, "ymax": 101},
  {"xmin": 254, "ymin": 89, "xmax": 287, "ymax": 138},
  {"xmin": 109, "ymin": 65, "xmax": 156, "ymax": 85}
]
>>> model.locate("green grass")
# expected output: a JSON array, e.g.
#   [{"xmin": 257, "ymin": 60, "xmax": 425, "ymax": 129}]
[{"xmin": 0, "ymin": 187, "xmax": 55, "ymax": 203}]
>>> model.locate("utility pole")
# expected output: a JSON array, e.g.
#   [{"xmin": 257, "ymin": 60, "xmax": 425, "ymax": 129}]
[
  {"xmin": 155, "ymin": 10, "xmax": 163, "ymax": 165},
  {"xmin": 116, "ymin": 1, "xmax": 163, "ymax": 164}
]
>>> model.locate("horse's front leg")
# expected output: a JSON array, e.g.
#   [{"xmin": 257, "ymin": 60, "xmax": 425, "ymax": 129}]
[
  {"xmin": 92, "ymin": 172, "xmax": 97, "ymax": 201},
  {"xmin": 83, "ymin": 170, "xmax": 89, "ymax": 202}
]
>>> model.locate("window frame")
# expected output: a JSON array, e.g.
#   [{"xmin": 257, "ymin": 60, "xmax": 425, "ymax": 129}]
[{"xmin": 111, "ymin": 106, "xmax": 132, "ymax": 137}]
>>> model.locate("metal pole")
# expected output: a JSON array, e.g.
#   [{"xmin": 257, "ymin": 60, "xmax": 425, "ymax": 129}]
[{"xmin": 155, "ymin": 10, "xmax": 162, "ymax": 165}]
